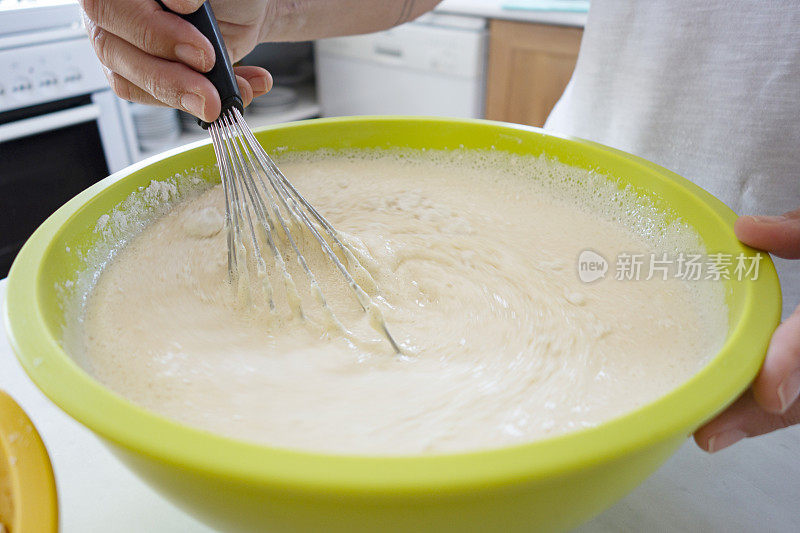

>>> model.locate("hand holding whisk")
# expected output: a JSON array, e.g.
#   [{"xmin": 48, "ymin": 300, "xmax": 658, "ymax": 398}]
[{"xmin": 156, "ymin": 1, "xmax": 401, "ymax": 352}]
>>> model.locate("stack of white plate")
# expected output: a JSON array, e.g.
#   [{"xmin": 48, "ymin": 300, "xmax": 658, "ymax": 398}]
[
  {"xmin": 130, "ymin": 104, "xmax": 181, "ymax": 151},
  {"xmin": 247, "ymin": 86, "xmax": 299, "ymax": 116}
]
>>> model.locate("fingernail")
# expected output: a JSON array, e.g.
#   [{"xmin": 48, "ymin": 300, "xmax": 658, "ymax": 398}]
[
  {"xmin": 707, "ymin": 429, "xmax": 746, "ymax": 453},
  {"xmin": 175, "ymin": 43, "xmax": 205, "ymax": 70},
  {"xmin": 778, "ymin": 369, "xmax": 800, "ymax": 412},
  {"xmin": 748, "ymin": 215, "xmax": 788, "ymax": 224},
  {"xmin": 180, "ymin": 92, "xmax": 205, "ymax": 118},
  {"xmin": 249, "ymin": 75, "xmax": 269, "ymax": 93}
]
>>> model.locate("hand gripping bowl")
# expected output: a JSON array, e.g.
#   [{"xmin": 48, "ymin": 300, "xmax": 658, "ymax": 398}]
[{"xmin": 4, "ymin": 117, "xmax": 781, "ymax": 532}]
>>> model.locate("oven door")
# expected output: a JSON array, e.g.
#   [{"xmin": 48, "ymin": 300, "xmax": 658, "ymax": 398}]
[{"xmin": 0, "ymin": 91, "xmax": 133, "ymax": 276}]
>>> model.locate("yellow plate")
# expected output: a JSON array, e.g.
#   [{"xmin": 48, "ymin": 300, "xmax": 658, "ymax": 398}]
[
  {"xmin": 4, "ymin": 117, "xmax": 781, "ymax": 532},
  {"xmin": 0, "ymin": 390, "xmax": 58, "ymax": 533}
]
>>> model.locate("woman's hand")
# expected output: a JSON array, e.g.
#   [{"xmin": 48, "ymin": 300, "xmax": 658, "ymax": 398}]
[
  {"xmin": 695, "ymin": 208, "xmax": 800, "ymax": 452},
  {"xmin": 78, "ymin": 0, "xmax": 272, "ymax": 123}
]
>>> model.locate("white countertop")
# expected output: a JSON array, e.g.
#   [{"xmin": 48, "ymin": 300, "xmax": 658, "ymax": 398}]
[
  {"xmin": 1, "ymin": 278, "xmax": 798, "ymax": 532},
  {"xmin": 435, "ymin": 0, "xmax": 588, "ymax": 27}
]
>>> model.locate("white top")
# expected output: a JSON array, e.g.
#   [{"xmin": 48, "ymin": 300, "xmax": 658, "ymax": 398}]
[{"xmin": 546, "ymin": 0, "xmax": 800, "ymax": 318}]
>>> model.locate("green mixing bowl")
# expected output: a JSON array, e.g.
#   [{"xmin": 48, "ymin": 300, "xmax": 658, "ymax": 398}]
[{"xmin": 4, "ymin": 117, "xmax": 781, "ymax": 532}]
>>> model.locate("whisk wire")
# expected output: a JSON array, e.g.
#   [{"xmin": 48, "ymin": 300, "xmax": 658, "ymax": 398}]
[
  {"xmin": 224, "ymin": 113, "xmax": 325, "ymax": 321},
  {"xmin": 208, "ymin": 108, "xmax": 401, "ymax": 353},
  {"xmin": 207, "ymin": 125, "xmax": 236, "ymax": 279},
  {"xmin": 231, "ymin": 110, "xmax": 380, "ymax": 310},
  {"xmin": 208, "ymin": 122, "xmax": 245, "ymax": 285},
  {"xmin": 221, "ymin": 116, "xmax": 281, "ymax": 310}
]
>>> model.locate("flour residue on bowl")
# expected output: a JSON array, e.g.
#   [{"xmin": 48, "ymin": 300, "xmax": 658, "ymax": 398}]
[{"xmin": 66, "ymin": 149, "xmax": 728, "ymax": 455}]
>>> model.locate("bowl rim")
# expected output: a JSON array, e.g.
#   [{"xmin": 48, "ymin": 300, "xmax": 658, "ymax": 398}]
[{"xmin": 3, "ymin": 116, "xmax": 781, "ymax": 494}]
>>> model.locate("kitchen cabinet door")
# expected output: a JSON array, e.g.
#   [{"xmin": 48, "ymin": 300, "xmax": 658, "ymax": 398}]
[{"xmin": 486, "ymin": 20, "xmax": 583, "ymax": 127}]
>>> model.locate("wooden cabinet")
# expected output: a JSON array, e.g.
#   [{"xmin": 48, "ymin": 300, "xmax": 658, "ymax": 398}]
[{"xmin": 486, "ymin": 20, "xmax": 583, "ymax": 127}]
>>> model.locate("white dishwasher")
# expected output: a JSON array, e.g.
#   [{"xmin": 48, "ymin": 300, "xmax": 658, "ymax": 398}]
[{"xmin": 315, "ymin": 13, "xmax": 488, "ymax": 118}]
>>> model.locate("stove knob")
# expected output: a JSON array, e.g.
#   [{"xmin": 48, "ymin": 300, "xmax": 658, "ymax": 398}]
[
  {"xmin": 63, "ymin": 68, "xmax": 83, "ymax": 85},
  {"xmin": 10, "ymin": 77, "xmax": 33, "ymax": 99},
  {"xmin": 37, "ymin": 71, "xmax": 59, "ymax": 92}
]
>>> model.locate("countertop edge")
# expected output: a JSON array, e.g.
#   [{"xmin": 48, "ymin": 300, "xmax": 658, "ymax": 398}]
[{"xmin": 434, "ymin": 1, "xmax": 587, "ymax": 28}]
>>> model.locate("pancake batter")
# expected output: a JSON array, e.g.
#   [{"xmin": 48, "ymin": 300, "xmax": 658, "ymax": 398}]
[{"xmin": 75, "ymin": 150, "xmax": 727, "ymax": 455}]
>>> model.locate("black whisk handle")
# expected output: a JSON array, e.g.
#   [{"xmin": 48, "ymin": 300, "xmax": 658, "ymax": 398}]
[{"xmin": 154, "ymin": 0, "xmax": 243, "ymax": 128}]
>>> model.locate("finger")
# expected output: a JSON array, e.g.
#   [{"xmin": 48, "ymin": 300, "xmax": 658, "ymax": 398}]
[
  {"xmin": 79, "ymin": 0, "xmax": 214, "ymax": 73},
  {"xmin": 694, "ymin": 389, "xmax": 800, "ymax": 452},
  {"xmin": 751, "ymin": 304, "xmax": 800, "ymax": 412},
  {"xmin": 233, "ymin": 66, "xmax": 272, "ymax": 97},
  {"xmin": 215, "ymin": 21, "xmax": 254, "ymax": 63},
  {"xmin": 109, "ymin": 67, "xmax": 258, "ymax": 122},
  {"xmin": 101, "ymin": 66, "xmax": 166, "ymax": 107},
  {"xmin": 159, "ymin": 0, "xmax": 205, "ymax": 14},
  {"xmin": 235, "ymin": 75, "xmax": 254, "ymax": 108},
  {"xmin": 734, "ymin": 208, "xmax": 800, "ymax": 259},
  {"xmin": 88, "ymin": 22, "xmax": 220, "ymax": 122}
]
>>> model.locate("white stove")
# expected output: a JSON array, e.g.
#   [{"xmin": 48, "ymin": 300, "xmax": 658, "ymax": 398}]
[
  {"xmin": 0, "ymin": 1, "xmax": 105, "ymax": 113},
  {"xmin": 0, "ymin": 0, "xmax": 135, "ymax": 276}
]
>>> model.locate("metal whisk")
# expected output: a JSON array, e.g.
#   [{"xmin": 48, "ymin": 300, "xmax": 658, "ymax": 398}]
[{"xmin": 159, "ymin": 2, "xmax": 400, "ymax": 352}]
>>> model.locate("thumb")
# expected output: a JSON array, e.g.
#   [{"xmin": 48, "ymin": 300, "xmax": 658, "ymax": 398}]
[
  {"xmin": 734, "ymin": 208, "xmax": 800, "ymax": 259},
  {"xmin": 159, "ymin": 0, "xmax": 206, "ymax": 15},
  {"xmin": 694, "ymin": 389, "xmax": 800, "ymax": 452}
]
